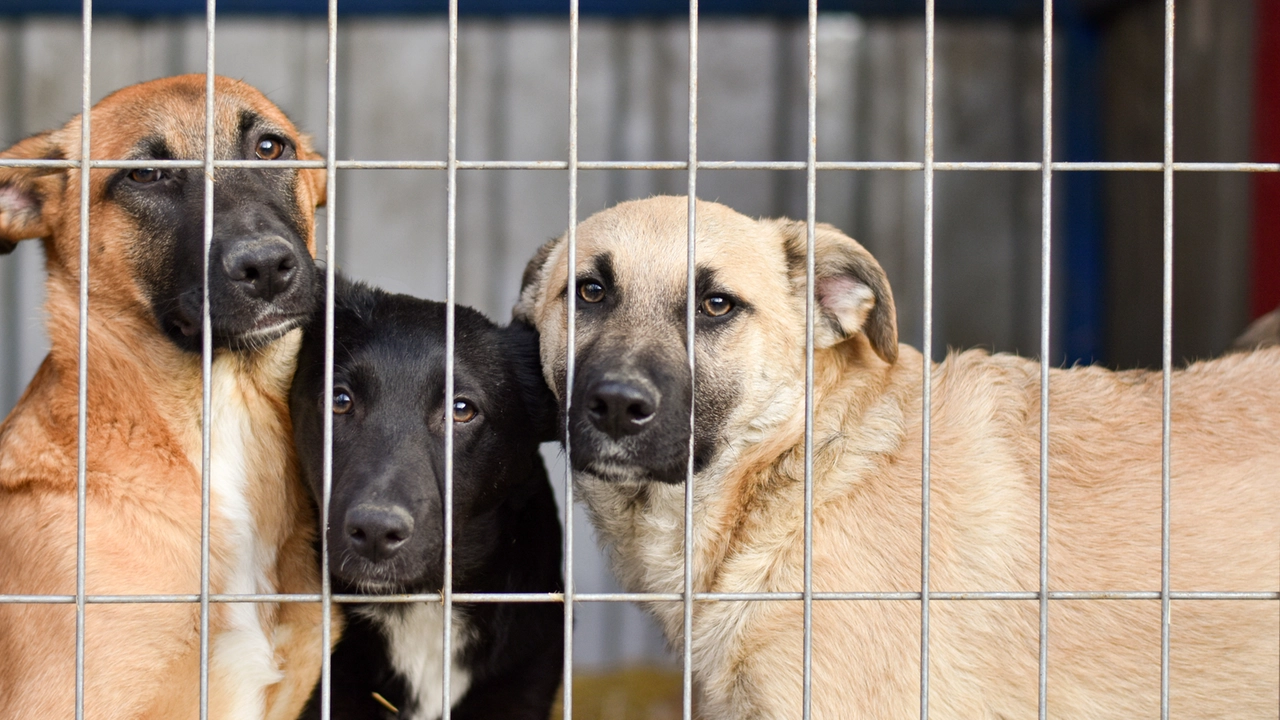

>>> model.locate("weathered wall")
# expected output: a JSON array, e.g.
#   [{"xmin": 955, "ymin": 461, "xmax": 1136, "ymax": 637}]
[
  {"xmin": 0, "ymin": 10, "xmax": 1254, "ymax": 667},
  {"xmin": 1103, "ymin": 0, "xmax": 1256, "ymax": 367}
]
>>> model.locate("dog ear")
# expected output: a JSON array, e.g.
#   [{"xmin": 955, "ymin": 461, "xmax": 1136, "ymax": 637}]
[
  {"xmin": 777, "ymin": 219, "xmax": 898, "ymax": 363},
  {"xmin": 0, "ymin": 131, "xmax": 65, "ymax": 252},
  {"xmin": 513, "ymin": 234, "xmax": 563, "ymax": 324},
  {"xmin": 503, "ymin": 319, "xmax": 559, "ymax": 443},
  {"xmin": 296, "ymin": 134, "xmax": 327, "ymax": 209}
]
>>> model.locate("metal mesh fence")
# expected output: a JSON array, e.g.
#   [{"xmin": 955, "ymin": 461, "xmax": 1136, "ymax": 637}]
[{"xmin": 0, "ymin": 1, "xmax": 1276, "ymax": 719}]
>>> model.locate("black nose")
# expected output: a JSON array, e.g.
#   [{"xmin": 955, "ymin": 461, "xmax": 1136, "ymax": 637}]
[
  {"xmin": 344, "ymin": 504, "xmax": 414, "ymax": 562},
  {"xmin": 586, "ymin": 379, "xmax": 658, "ymax": 439},
  {"xmin": 221, "ymin": 237, "xmax": 298, "ymax": 302}
]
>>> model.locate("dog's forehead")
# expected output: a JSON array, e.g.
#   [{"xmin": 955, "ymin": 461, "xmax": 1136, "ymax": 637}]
[
  {"xmin": 337, "ymin": 298, "xmax": 505, "ymax": 391},
  {"xmin": 571, "ymin": 196, "xmax": 787, "ymax": 294},
  {"xmin": 83, "ymin": 75, "xmax": 298, "ymax": 160}
]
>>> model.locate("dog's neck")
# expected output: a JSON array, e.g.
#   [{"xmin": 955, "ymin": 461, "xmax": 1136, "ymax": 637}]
[
  {"xmin": 577, "ymin": 340, "xmax": 904, "ymax": 639},
  {"xmin": 358, "ymin": 603, "xmax": 474, "ymax": 720},
  {"xmin": 0, "ymin": 273, "xmax": 303, "ymax": 525},
  {"xmin": 35, "ymin": 275, "xmax": 296, "ymax": 435}
]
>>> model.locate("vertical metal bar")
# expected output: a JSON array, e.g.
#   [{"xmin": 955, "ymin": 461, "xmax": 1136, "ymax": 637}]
[
  {"xmin": 1038, "ymin": 1, "xmax": 1054, "ymax": 718},
  {"xmin": 563, "ymin": 0, "xmax": 580, "ymax": 717},
  {"xmin": 683, "ymin": 1, "xmax": 699, "ymax": 719},
  {"xmin": 2, "ymin": 26, "xmax": 25, "ymax": 414},
  {"xmin": 75, "ymin": 0, "xmax": 92, "ymax": 717},
  {"xmin": 920, "ymin": 0, "xmax": 935, "ymax": 717},
  {"xmin": 442, "ymin": 0, "xmax": 459, "ymax": 715},
  {"xmin": 1160, "ymin": 0, "xmax": 1175, "ymax": 717},
  {"xmin": 926, "ymin": 0, "xmax": 936, "ymax": 712},
  {"xmin": 801, "ymin": 1, "xmax": 817, "ymax": 718},
  {"xmin": 199, "ymin": 3, "xmax": 216, "ymax": 718},
  {"xmin": 319, "ymin": 0, "xmax": 338, "ymax": 717}
]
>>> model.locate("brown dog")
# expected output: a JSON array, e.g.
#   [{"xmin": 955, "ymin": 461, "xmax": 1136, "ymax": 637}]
[
  {"xmin": 517, "ymin": 195, "xmax": 1280, "ymax": 718},
  {"xmin": 0, "ymin": 75, "xmax": 332, "ymax": 719}
]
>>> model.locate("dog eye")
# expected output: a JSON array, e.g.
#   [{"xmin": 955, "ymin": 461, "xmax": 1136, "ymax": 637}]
[
  {"xmin": 255, "ymin": 136, "xmax": 285, "ymax": 161},
  {"xmin": 453, "ymin": 399, "xmax": 477, "ymax": 423},
  {"xmin": 578, "ymin": 281, "xmax": 605, "ymax": 304},
  {"xmin": 701, "ymin": 295, "xmax": 734, "ymax": 317},
  {"xmin": 128, "ymin": 168, "xmax": 164, "ymax": 183},
  {"xmin": 332, "ymin": 389, "xmax": 353, "ymax": 415}
]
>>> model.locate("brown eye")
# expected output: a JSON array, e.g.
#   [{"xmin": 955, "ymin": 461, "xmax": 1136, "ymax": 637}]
[
  {"xmin": 701, "ymin": 295, "xmax": 734, "ymax": 317},
  {"xmin": 578, "ymin": 281, "xmax": 605, "ymax": 303},
  {"xmin": 256, "ymin": 137, "xmax": 284, "ymax": 160},
  {"xmin": 332, "ymin": 389, "xmax": 353, "ymax": 415},
  {"xmin": 128, "ymin": 168, "xmax": 164, "ymax": 183},
  {"xmin": 453, "ymin": 399, "xmax": 477, "ymax": 423}
]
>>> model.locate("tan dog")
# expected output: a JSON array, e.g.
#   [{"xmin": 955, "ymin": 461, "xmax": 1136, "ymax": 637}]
[
  {"xmin": 1232, "ymin": 307, "xmax": 1280, "ymax": 352},
  {"xmin": 516, "ymin": 195, "xmax": 1280, "ymax": 718},
  {"xmin": 0, "ymin": 75, "xmax": 333, "ymax": 719}
]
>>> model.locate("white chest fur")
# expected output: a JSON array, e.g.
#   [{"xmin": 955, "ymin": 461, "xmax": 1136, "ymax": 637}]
[
  {"xmin": 371, "ymin": 604, "xmax": 473, "ymax": 720},
  {"xmin": 189, "ymin": 358, "xmax": 287, "ymax": 719}
]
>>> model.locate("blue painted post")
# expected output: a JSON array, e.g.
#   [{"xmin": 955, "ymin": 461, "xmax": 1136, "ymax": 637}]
[{"xmin": 1062, "ymin": 8, "xmax": 1105, "ymax": 365}]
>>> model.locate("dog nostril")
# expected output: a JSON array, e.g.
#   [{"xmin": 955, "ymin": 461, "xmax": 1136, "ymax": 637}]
[
  {"xmin": 626, "ymin": 401, "xmax": 654, "ymax": 422},
  {"xmin": 222, "ymin": 237, "xmax": 299, "ymax": 302},
  {"xmin": 586, "ymin": 380, "xmax": 659, "ymax": 438},
  {"xmin": 345, "ymin": 504, "xmax": 415, "ymax": 561}
]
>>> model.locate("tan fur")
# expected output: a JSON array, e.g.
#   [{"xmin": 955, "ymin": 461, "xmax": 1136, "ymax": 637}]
[
  {"xmin": 1232, "ymin": 307, "xmax": 1280, "ymax": 352},
  {"xmin": 0, "ymin": 75, "xmax": 336, "ymax": 719},
  {"xmin": 518, "ymin": 196, "xmax": 1280, "ymax": 718}
]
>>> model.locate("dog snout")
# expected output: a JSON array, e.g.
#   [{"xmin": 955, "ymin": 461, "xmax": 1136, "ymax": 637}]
[
  {"xmin": 221, "ymin": 236, "xmax": 300, "ymax": 302},
  {"xmin": 586, "ymin": 378, "xmax": 659, "ymax": 439},
  {"xmin": 344, "ymin": 503, "xmax": 415, "ymax": 562}
]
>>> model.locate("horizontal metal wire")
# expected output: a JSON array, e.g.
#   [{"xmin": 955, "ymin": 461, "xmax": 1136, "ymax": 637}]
[
  {"xmin": 2, "ymin": 590, "xmax": 1274, "ymax": 604},
  {"xmin": 2, "ymin": 158, "xmax": 1277, "ymax": 172},
  {"xmin": 13, "ymin": 7, "xmax": 1271, "ymax": 717}
]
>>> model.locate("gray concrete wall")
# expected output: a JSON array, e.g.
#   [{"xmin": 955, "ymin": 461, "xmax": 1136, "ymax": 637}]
[{"xmin": 0, "ymin": 14, "xmax": 1130, "ymax": 669}]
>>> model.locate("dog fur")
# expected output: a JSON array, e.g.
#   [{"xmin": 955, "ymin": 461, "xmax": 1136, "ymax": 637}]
[
  {"xmin": 0, "ymin": 75, "xmax": 333, "ymax": 719},
  {"xmin": 1231, "ymin": 307, "xmax": 1280, "ymax": 352},
  {"xmin": 291, "ymin": 277, "xmax": 564, "ymax": 720},
  {"xmin": 516, "ymin": 195, "xmax": 1280, "ymax": 718}
]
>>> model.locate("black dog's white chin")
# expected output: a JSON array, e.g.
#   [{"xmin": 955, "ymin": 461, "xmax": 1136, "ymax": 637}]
[{"xmin": 329, "ymin": 543, "xmax": 443, "ymax": 596}]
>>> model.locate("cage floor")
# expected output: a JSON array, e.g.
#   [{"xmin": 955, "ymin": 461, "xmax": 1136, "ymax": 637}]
[{"xmin": 550, "ymin": 666, "xmax": 684, "ymax": 720}]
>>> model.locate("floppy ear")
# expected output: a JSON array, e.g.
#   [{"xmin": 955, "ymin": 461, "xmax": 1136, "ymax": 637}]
[
  {"xmin": 513, "ymin": 234, "xmax": 563, "ymax": 324},
  {"xmin": 0, "ymin": 131, "xmax": 65, "ymax": 252},
  {"xmin": 296, "ymin": 134, "xmax": 327, "ymax": 208},
  {"xmin": 503, "ymin": 319, "xmax": 559, "ymax": 442},
  {"xmin": 776, "ymin": 219, "xmax": 898, "ymax": 363}
]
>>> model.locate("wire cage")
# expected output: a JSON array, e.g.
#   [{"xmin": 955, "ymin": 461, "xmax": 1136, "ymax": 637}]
[{"xmin": 0, "ymin": 1, "xmax": 1275, "ymax": 719}]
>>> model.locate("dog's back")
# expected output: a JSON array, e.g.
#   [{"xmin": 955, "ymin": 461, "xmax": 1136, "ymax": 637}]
[{"xmin": 705, "ymin": 345, "xmax": 1280, "ymax": 718}]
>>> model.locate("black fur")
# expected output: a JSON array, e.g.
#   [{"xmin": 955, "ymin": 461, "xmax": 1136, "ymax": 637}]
[{"xmin": 292, "ymin": 276, "xmax": 564, "ymax": 720}]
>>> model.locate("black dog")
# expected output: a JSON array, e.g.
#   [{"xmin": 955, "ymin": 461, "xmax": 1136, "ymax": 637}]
[{"xmin": 292, "ymin": 277, "xmax": 564, "ymax": 720}]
